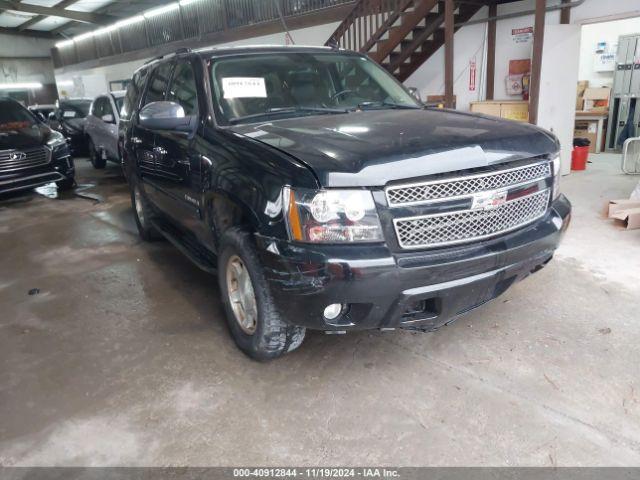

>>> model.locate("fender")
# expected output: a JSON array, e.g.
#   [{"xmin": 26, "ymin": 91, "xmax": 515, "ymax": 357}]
[{"xmin": 197, "ymin": 126, "xmax": 319, "ymax": 251}]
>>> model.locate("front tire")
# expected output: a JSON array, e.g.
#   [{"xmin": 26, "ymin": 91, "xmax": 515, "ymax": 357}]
[
  {"xmin": 89, "ymin": 139, "xmax": 106, "ymax": 169},
  {"xmin": 130, "ymin": 181, "xmax": 160, "ymax": 241},
  {"xmin": 218, "ymin": 227, "xmax": 305, "ymax": 360},
  {"xmin": 56, "ymin": 176, "xmax": 75, "ymax": 191}
]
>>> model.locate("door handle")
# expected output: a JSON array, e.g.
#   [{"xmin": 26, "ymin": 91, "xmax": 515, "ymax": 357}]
[
  {"xmin": 131, "ymin": 136, "xmax": 143, "ymax": 144},
  {"xmin": 153, "ymin": 146, "xmax": 168, "ymax": 155}
]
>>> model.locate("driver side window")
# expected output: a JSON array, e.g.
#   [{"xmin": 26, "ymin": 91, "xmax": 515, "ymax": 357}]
[{"xmin": 166, "ymin": 61, "xmax": 198, "ymax": 116}]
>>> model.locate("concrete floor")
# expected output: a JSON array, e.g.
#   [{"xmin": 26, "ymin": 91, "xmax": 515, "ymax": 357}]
[{"xmin": 0, "ymin": 154, "xmax": 639, "ymax": 467}]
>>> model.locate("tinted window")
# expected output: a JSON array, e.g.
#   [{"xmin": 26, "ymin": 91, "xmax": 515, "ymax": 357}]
[
  {"xmin": 121, "ymin": 68, "xmax": 148, "ymax": 120},
  {"xmin": 167, "ymin": 61, "xmax": 199, "ymax": 115},
  {"xmin": 102, "ymin": 97, "xmax": 114, "ymax": 117},
  {"xmin": 143, "ymin": 62, "xmax": 173, "ymax": 106},
  {"xmin": 0, "ymin": 100, "xmax": 37, "ymax": 130},
  {"xmin": 92, "ymin": 98, "xmax": 104, "ymax": 117}
]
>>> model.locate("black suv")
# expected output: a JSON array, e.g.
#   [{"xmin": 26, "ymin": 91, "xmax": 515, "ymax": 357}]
[
  {"xmin": 120, "ymin": 46, "xmax": 571, "ymax": 360},
  {"xmin": 0, "ymin": 98, "xmax": 74, "ymax": 194}
]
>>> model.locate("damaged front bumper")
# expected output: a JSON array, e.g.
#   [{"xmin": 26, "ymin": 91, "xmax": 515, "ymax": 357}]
[{"xmin": 256, "ymin": 195, "xmax": 571, "ymax": 332}]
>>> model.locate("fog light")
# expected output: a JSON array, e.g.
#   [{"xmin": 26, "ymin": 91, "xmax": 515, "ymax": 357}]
[{"xmin": 323, "ymin": 303, "xmax": 343, "ymax": 320}]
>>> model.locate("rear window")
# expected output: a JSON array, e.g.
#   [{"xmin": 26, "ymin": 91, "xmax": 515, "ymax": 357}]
[
  {"xmin": 0, "ymin": 100, "xmax": 37, "ymax": 131},
  {"xmin": 60, "ymin": 100, "xmax": 91, "ymax": 118}
]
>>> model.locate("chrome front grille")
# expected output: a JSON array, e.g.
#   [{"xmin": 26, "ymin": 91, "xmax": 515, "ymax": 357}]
[
  {"xmin": 386, "ymin": 161, "xmax": 551, "ymax": 207},
  {"xmin": 0, "ymin": 146, "xmax": 50, "ymax": 173},
  {"xmin": 394, "ymin": 189, "xmax": 550, "ymax": 249}
]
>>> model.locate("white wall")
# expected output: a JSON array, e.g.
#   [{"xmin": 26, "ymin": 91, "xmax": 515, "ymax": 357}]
[
  {"xmin": 54, "ymin": 21, "xmax": 340, "ymax": 99},
  {"xmin": 578, "ymin": 17, "xmax": 640, "ymax": 88}
]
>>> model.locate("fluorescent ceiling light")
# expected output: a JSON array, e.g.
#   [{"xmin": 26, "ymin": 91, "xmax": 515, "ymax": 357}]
[
  {"xmin": 56, "ymin": 39, "xmax": 74, "ymax": 48},
  {"xmin": 179, "ymin": 0, "xmax": 198, "ymax": 5},
  {"xmin": 74, "ymin": 31, "xmax": 94, "ymax": 42},
  {"xmin": 116, "ymin": 15, "xmax": 144, "ymax": 27},
  {"xmin": 144, "ymin": 3, "xmax": 179, "ymax": 18},
  {"xmin": 95, "ymin": 24, "xmax": 117, "ymax": 36},
  {"xmin": 0, "ymin": 82, "xmax": 43, "ymax": 90}
]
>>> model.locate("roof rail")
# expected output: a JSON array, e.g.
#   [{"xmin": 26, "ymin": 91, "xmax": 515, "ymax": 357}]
[
  {"xmin": 143, "ymin": 47, "xmax": 192, "ymax": 65},
  {"xmin": 144, "ymin": 55, "xmax": 164, "ymax": 65}
]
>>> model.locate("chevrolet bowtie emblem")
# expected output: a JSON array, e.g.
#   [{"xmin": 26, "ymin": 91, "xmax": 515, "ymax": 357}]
[{"xmin": 471, "ymin": 190, "xmax": 508, "ymax": 210}]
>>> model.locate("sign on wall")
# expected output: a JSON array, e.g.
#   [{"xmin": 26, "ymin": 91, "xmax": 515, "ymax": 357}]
[
  {"xmin": 512, "ymin": 27, "xmax": 534, "ymax": 44},
  {"xmin": 469, "ymin": 58, "xmax": 476, "ymax": 91}
]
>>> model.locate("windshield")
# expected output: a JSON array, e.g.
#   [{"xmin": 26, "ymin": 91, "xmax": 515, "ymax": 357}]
[
  {"xmin": 210, "ymin": 52, "xmax": 420, "ymax": 125},
  {"xmin": 60, "ymin": 100, "xmax": 91, "ymax": 119},
  {"xmin": 0, "ymin": 100, "xmax": 38, "ymax": 131}
]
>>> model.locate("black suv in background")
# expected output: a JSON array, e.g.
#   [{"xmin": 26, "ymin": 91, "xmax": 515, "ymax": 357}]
[
  {"xmin": 120, "ymin": 46, "xmax": 571, "ymax": 360},
  {"xmin": 0, "ymin": 98, "xmax": 74, "ymax": 194},
  {"xmin": 49, "ymin": 99, "xmax": 92, "ymax": 155}
]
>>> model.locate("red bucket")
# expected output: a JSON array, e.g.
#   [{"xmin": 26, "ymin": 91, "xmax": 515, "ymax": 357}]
[{"xmin": 571, "ymin": 146, "xmax": 589, "ymax": 171}]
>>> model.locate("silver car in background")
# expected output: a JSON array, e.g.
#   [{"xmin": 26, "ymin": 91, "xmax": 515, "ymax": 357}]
[{"xmin": 84, "ymin": 91, "xmax": 125, "ymax": 169}]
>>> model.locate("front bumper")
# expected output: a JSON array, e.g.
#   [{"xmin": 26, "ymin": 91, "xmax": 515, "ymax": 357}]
[
  {"xmin": 257, "ymin": 195, "xmax": 571, "ymax": 331},
  {"xmin": 0, "ymin": 156, "xmax": 74, "ymax": 194}
]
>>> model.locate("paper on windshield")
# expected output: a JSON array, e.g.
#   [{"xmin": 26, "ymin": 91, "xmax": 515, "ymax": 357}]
[{"xmin": 222, "ymin": 77, "xmax": 267, "ymax": 99}]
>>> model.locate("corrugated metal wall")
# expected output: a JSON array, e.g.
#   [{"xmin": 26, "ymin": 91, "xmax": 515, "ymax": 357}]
[{"xmin": 53, "ymin": 0, "xmax": 352, "ymax": 68}]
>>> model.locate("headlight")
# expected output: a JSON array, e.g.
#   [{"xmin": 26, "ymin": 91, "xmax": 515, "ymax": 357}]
[
  {"xmin": 47, "ymin": 131, "xmax": 70, "ymax": 156},
  {"xmin": 284, "ymin": 187, "xmax": 383, "ymax": 243},
  {"xmin": 551, "ymin": 154, "xmax": 561, "ymax": 200}
]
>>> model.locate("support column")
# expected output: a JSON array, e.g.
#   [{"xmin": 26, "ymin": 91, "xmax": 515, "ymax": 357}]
[
  {"xmin": 486, "ymin": 3, "xmax": 497, "ymax": 100},
  {"xmin": 444, "ymin": 0, "xmax": 454, "ymax": 109},
  {"xmin": 529, "ymin": 0, "xmax": 546, "ymax": 125},
  {"xmin": 560, "ymin": 0, "xmax": 571, "ymax": 24}
]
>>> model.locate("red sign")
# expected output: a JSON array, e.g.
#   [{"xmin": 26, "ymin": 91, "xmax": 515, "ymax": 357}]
[
  {"xmin": 469, "ymin": 58, "xmax": 476, "ymax": 91},
  {"xmin": 512, "ymin": 27, "xmax": 534, "ymax": 35}
]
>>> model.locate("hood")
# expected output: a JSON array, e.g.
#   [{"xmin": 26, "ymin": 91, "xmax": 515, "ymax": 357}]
[
  {"xmin": 230, "ymin": 109, "xmax": 559, "ymax": 187},
  {"xmin": 0, "ymin": 122, "xmax": 54, "ymax": 150}
]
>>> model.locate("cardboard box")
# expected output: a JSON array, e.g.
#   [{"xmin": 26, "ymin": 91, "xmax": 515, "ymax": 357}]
[
  {"xmin": 574, "ymin": 121, "xmax": 598, "ymax": 153},
  {"xmin": 576, "ymin": 81, "xmax": 589, "ymax": 110},
  {"xmin": 470, "ymin": 100, "xmax": 529, "ymax": 122},
  {"xmin": 608, "ymin": 199, "xmax": 640, "ymax": 230},
  {"xmin": 582, "ymin": 87, "xmax": 610, "ymax": 111}
]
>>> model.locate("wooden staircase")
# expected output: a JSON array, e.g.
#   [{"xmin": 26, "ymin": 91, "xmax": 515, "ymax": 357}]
[{"xmin": 326, "ymin": 0, "xmax": 486, "ymax": 82}]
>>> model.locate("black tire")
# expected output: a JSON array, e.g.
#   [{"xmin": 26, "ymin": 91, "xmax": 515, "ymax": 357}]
[
  {"xmin": 218, "ymin": 227, "xmax": 305, "ymax": 361},
  {"xmin": 56, "ymin": 176, "xmax": 75, "ymax": 191},
  {"xmin": 130, "ymin": 180, "xmax": 161, "ymax": 242},
  {"xmin": 89, "ymin": 139, "xmax": 106, "ymax": 169}
]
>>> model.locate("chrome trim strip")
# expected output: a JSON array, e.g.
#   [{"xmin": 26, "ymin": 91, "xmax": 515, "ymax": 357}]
[
  {"xmin": 392, "ymin": 189, "xmax": 550, "ymax": 249},
  {"xmin": 385, "ymin": 160, "xmax": 552, "ymax": 208},
  {"xmin": 0, "ymin": 171, "xmax": 64, "ymax": 187}
]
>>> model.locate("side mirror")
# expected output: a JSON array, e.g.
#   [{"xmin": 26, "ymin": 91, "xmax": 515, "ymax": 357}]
[
  {"xmin": 101, "ymin": 113, "xmax": 115, "ymax": 123},
  {"xmin": 139, "ymin": 101, "xmax": 196, "ymax": 132},
  {"xmin": 408, "ymin": 87, "xmax": 422, "ymax": 103}
]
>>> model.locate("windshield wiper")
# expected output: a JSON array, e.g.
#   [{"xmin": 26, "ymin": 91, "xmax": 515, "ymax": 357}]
[
  {"xmin": 228, "ymin": 107, "xmax": 348, "ymax": 125},
  {"xmin": 355, "ymin": 101, "xmax": 422, "ymax": 111}
]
